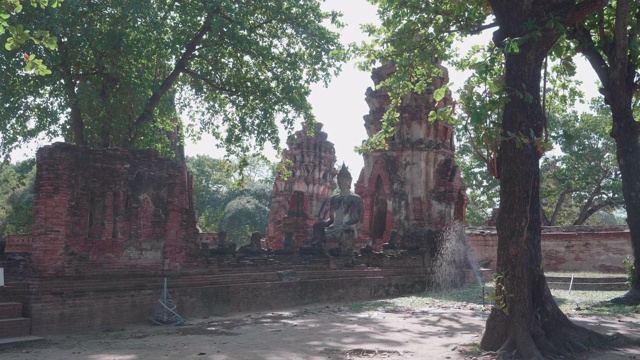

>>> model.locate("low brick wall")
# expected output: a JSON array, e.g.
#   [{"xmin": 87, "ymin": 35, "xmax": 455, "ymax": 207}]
[
  {"xmin": 467, "ymin": 226, "xmax": 631, "ymax": 273},
  {"xmin": 24, "ymin": 267, "xmax": 428, "ymax": 335}
]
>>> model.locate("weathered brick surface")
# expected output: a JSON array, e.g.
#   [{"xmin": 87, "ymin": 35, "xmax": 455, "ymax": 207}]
[
  {"xmin": 467, "ymin": 226, "xmax": 632, "ymax": 273},
  {"xmin": 266, "ymin": 123, "xmax": 337, "ymax": 248},
  {"xmin": 355, "ymin": 63, "xmax": 467, "ymax": 250},
  {"xmin": 0, "ymin": 317, "xmax": 30, "ymax": 338},
  {"xmin": 0, "ymin": 142, "xmax": 438, "ymax": 337},
  {"xmin": 30, "ymin": 143, "xmax": 201, "ymax": 277},
  {"xmin": 0, "ymin": 283, "xmax": 29, "ymax": 306},
  {"xmin": 0, "ymin": 302, "xmax": 22, "ymax": 319}
]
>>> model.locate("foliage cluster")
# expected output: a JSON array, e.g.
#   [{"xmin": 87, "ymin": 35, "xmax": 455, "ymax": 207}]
[
  {"xmin": 623, "ymin": 256, "xmax": 636, "ymax": 288},
  {"xmin": 457, "ymin": 99, "xmax": 624, "ymax": 226},
  {"xmin": 187, "ymin": 154, "xmax": 273, "ymax": 245},
  {"xmin": 0, "ymin": 0, "xmax": 345, "ymax": 164},
  {"xmin": 0, "ymin": 0, "xmax": 62, "ymax": 74},
  {"xmin": 0, "ymin": 159, "xmax": 35, "ymax": 244}
]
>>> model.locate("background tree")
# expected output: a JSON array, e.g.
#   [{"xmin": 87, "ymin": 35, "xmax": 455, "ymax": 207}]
[
  {"xmin": 566, "ymin": 0, "xmax": 640, "ymax": 305},
  {"xmin": 360, "ymin": 0, "xmax": 614, "ymax": 357},
  {"xmin": 187, "ymin": 155, "xmax": 233, "ymax": 233},
  {"xmin": 221, "ymin": 195, "xmax": 270, "ymax": 245},
  {"xmin": 457, "ymin": 99, "xmax": 624, "ymax": 226},
  {"xmin": 0, "ymin": 159, "xmax": 36, "ymax": 249},
  {"xmin": 186, "ymin": 154, "xmax": 273, "ymax": 244},
  {"xmin": 0, "ymin": 0, "xmax": 344, "ymax": 160},
  {"xmin": 541, "ymin": 100, "xmax": 623, "ymax": 225}
]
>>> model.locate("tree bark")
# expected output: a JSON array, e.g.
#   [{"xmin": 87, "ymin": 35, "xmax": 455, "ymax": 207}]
[
  {"xmin": 550, "ymin": 189, "xmax": 573, "ymax": 226},
  {"xmin": 573, "ymin": 170, "xmax": 608, "ymax": 225},
  {"xmin": 609, "ymin": 106, "xmax": 640, "ymax": 304},
  {"xmin": 608, "ymin": 0, "xmax": 640, "ymax": 305},
  {"xmin": 570, "ymin": 0, "xmax": 640, "ymax": 304},
  {"xmin": 58, "ymin": 41, "xmax": 85, "ymax": 146},
  {"xmin": 480, "ymin": 1, "xmax": 612, "ymax": 358}
]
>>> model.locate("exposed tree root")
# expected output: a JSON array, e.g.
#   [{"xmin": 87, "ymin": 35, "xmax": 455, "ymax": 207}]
[
  {"xmin": 481, "ymin": 285, "xmax": 622, "ymax": 359},
  {"xmin": 610, "ymin": 287, "xmax": 640, "ymax": 305},
  {"xmin": 485, "ymin": 318, "xmax": 617, "ymax": 360}
]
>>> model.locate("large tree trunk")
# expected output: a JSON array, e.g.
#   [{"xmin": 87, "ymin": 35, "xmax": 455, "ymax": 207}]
[
  {"xmin": 480, "ymin": 1, "xmax": 611, "ymax": 358},
  {"xmin": 567, "ymin": 0, "xmax": 640, "ymax": 304},
  {"xmin": 58, "ymin": 41, "xmax": 85, "ymax": 146},
  {"xmin": 610, "ymin": 108, "xmax": 640, "ymax": 304},
  {"xmin": 604, "ymin": 0, "xmax": 640, "ymax": 304}
]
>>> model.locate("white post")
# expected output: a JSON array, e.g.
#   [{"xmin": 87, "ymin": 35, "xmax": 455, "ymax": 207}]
[
  {"xmin": 0, "ymin": 268, "xmax": 4, "ymax": 287},
  {"xmin": 569, "ymin": 274, "xmax": 574, "ymax": 294}
]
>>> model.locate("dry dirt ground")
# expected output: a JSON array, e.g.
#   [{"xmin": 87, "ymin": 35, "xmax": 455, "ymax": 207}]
[{"xmin": 2, "ymin": 303, "xmax": 639, "ymax": 360}]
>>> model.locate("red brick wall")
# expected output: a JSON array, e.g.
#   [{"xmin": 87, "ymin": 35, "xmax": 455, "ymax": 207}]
[
  {"xmin": 467, "ymin": 226, "xmax": 632, "ymax": 273},
  {"xmin": 26, "ymin": 268, "xmax": 428, "ymax": 335},
  {"xmin": 30, "ymin": 143, "xmax": 201, "ymax": 277}
]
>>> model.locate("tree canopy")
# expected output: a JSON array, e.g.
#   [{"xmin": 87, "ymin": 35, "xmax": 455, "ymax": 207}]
[
  {"xmin": 0, "ymin": 159, "xmax": 35, "ymax": 243},
  {"xmin": 0, "ymin": 0, "xmax": 345, "ymax": 159},
  {"xmin": 542, "ymin": 100, "xmax": 623, "ymax": 226}
]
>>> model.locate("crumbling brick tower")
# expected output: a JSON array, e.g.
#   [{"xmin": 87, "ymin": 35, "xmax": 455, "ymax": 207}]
[
  {"xmin": 29, "ymin": 143, "xmax": 201, "ymax": 277},
  {"xmin": 266, "ymin": 123, "xmax": 337, "ymax": 249},
  {"xmin": 354, "ymin": 62, "xmax": 467, "ymax": 254}
]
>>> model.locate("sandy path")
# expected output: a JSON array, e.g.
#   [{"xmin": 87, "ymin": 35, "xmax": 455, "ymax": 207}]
[{"xmin": 1, "ymin": 304, "xmax": 638, "ymax": 360}]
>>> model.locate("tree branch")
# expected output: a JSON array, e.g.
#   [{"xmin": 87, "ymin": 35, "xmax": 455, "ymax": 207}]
[
  {"xmin": 182, "ymin": 68, "xmax": 239, "ymax": 96},
  {"xmin": 129, "ymin": 10, "xmax": 216, "ymax": 142},
  {"xmin": 550, "ymin": 189, "xmax": 574, "ymax": 226},
  {"xmin": 574, "ymin": 198, "xmax": 625, "ymax": 225},
  {"xmin": 611, "ymin": 0, "xmax": 630, "ymax": 86},
  {"xmin": 574, "ymin": 168, "xmax": 609, "ymax": 225},
  {"xmin": 469, "ymin": 22, "xmax": 499, "ymax": 35},
  {"xmin": 552, "ymin": 0, "xmax": 608, "ymax": 27},
  {"xmin": 568, "ymin": 23, "xmax": 612, "ymax": 101}
]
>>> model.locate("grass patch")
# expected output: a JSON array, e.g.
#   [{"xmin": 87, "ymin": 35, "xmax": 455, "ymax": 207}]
[
  {"xmin": 347, "ymin": 300, "xmax": 398, "ymax": 312},
  {"xmin": 455, "ymin": 342, "xmax": 483, "ymax": 357},
  {"xmin": 545, "ymin": 271, "xmax": 626, "ymax": 278},
  {"xmin": 348, "ymin": 281, "xmax": 639, "ymax": 318},
  {"xmin": 387, "ymin": 281, "xmax": 492, "ymax": 311},
  {"xmin": 552, "ymin": 288, "xmax": 640, "ymax": 316}
]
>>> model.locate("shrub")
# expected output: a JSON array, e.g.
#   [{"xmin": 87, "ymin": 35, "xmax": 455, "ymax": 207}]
[{"xmin": 622, "ymin": 256, "xmax": 636, "ymax": 288}]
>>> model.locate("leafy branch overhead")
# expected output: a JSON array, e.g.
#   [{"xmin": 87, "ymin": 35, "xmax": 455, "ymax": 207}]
[
  {"xmin": 0, "ymin": 1, "xmax": 345, "ymax": 162},
  {"xmin": 1, "ymin": 0, "xmax": 62, "ymax": 74}
]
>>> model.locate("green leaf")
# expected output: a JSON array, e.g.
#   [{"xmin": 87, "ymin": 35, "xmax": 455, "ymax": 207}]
[
  {"xmin": 428, "ymin": 110, "xmax": 437, "ymax": 122},
  {"xmin": 433, "ymin": 86, "xmax": 447, "ymax": 101},
  {"xmin": 5, "ymin": 37, "xmax": 17, "ymax": 50}
]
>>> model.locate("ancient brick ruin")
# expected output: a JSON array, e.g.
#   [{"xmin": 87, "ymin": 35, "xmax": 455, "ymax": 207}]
[
  {"xmin": 265, "ymin": 123, "xmax": 337, "ymax": 249},
  {"xmin": 355, "ymin": 63, "xmax": 467, "ymax": 252},
  {"xmin": 1, "ymin": 142, "xmax": 430, "ymax": 337},
  {"xmin": 30, "ymin": 143, "xmax": 201, "ymax": 277}
]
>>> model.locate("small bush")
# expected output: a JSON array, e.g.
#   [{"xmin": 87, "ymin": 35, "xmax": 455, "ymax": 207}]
[{"xmin": 623, "ymin": 256, "xmax": 636, "ymax": 288}]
